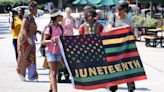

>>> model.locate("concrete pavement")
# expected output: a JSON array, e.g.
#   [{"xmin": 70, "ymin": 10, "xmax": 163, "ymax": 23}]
[{"xmin": 0, "ymin": 13, "xmax": 164, "ymax": 92}]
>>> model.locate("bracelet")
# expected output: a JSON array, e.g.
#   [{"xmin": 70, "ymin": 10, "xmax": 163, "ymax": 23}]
[{"xmin": 27, "ymin": 37, "xmax": 32, "ymax": 42}]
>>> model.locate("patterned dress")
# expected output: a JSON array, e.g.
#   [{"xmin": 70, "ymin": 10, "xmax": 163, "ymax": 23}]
[
  {"xmin": 63, "ymin": 17, "xmax": 75, "ymax": 36},
  {"xmin": 17, "ymin": 15, "xmax": 38, "ymax": 80}
]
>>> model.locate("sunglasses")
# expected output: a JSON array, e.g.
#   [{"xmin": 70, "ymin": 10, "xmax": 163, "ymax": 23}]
[{"xmin": 87, "ymin": 14, "xmax": 95, "ymax": 18}]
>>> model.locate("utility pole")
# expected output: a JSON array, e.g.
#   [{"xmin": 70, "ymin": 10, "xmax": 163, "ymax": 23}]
[
  {"xmin": 58, "ymin": 0, "xmax": 63, "ymax": 10},
  {"xmin": 150, "ymin": 1, "xmax": 153, "ymax": 18},
  {"xmin": 136, "ymin": 0, "xmax": 138, "ymax": 7}
]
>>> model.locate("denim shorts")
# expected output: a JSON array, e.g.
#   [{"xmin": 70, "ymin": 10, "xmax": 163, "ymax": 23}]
[{"xmin": 46, "ymin": 52, "xmax": 62, "ymax": 62}]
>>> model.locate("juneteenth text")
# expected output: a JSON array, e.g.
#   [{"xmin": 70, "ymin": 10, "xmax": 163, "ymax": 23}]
[{"xmin": 75, "ymin": 60, "xmax": 141, "ymax": 77}]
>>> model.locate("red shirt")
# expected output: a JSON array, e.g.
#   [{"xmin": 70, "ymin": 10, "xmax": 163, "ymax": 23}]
[{"xmin": 79, "ymin": 22, "xmax": 103, "ymax": 35}]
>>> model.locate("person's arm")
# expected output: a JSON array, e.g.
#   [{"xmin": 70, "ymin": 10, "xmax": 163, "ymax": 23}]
[
  {"xmin": 97, "ymin": 23, "xmax": 104, "ymax": 33},
  {"xmin": 110, "ymin": 25, "xmax": 130, "ymax": 31},
  {"xmin": 11, "ymin": 16, "xmax": 15, "ymax": 29},
  {"xmin": 103, "ymin": 13, "xmax": 116, "ymax": 32},
  {"xmin": 42, "ymin": 27, "xmax": 56, "ymax": 45},
  {"xmin": 103, "ymin": 23, "xmax": 130, "ymax": 32},
  {"xmin": 79, "ymin": 24, "xmax": 84, "ymax": 35},
  {"xmin": 102, "ymin": 23, "xmax": 113, "ymax": 32},
  {"xmin": 71, "ymin": 17, "xmax": 78, "ymax": 29},
  {"xmin": 42, "ymin": 34, "xmax": 52, "ymax": 45},
  {"xmin": 73, "ymin": 20, "xmax": 78, "ymax": 29}
]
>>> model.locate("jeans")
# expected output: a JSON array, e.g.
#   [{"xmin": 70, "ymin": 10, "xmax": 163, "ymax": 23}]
[{"xmin": 13, "ymin": 39, "xmax": 18, "ymax": 60}]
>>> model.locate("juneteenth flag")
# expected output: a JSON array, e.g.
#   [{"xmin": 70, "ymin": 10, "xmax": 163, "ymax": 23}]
[{"xmin": 58, "ymin": 27, "xmax": 147, "ymax": 90}]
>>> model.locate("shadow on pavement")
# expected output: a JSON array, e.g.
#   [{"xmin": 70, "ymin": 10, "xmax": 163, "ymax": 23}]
[
  {"xmin": 135, "ymin": 87, "xmax": 150, "ymax": 91},
  {"xmin": 0, "ymin": 23, "xmax": 10, "ymax": 28},
  {"xmin": 118, "ymin": 87, "xmax": 150, "ymax": 91},
  {"xmin": 0, "ymin": 26, "xmax": 10, "ymax": 35},
  {"xmin": 25, "ymin": 80, "xmax": 50, "ymax": 83},
  {"xmin": 0, "ymin": 26, "xmax": 10, "ymax": 28},
  {"xmin": 0, "ymin": 27, "xmax": 9, "ymax": 30},
  {"xmin": 0, "ymin": 37, "xmax": 5, "ymax": 39},
  {"xmin": 0, "ymin": 31, "xmax": 10, "ymax": 34},
  {"xmin": 38, "ymin": 73, "xmax": 49, "ymax": 76},
  {"xmin": 37, "ymin": 68, "xmax": 47, "ymax": 70},
  {"xmin": 0, "ymin": 21, "xmax": 9, "ymax": 23},
  {"xmin": 58, "ymin": 80, "xmax": 72, "ymax": 84}
]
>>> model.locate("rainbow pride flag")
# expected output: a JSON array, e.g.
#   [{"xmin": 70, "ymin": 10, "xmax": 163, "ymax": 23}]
[{"xmin": 58, "ymin": 27, "xmax": 147, "ymax": 90}]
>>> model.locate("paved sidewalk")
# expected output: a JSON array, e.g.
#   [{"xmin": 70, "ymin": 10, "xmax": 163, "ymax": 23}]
[{"xmin": 0, "ymin": 13, "xmax": 164, "ymax": 92}]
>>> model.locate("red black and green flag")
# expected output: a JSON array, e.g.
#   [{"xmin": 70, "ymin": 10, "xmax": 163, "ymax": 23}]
[{"xmin": 58, "ymin": 27, "xmax": 147, "ymax": 90}]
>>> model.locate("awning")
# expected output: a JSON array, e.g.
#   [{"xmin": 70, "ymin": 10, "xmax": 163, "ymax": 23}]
[
  {"xmin": 72, "ymin": 0, "xmax": 87, "ymax": 4},
  {"xmin": 87, "ymin": 0, "xmax": 102, "ymax": 5},
  {"xmin": 134, "ymin": 0, "xmax": 164, "ymax": 4},
  {"xmin": 72, "ymin": 0, "xmax": 118, "ymax": 7},
  {"xmin": 100, "ymin": 0, "xmax": 119, "ymax": 6}
]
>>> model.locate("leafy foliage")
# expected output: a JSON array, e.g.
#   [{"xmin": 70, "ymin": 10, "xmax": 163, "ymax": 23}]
[
  {"xmin": 37, "ymin": 4, "xmax": 45, "ymax": 10},
  {"xmin": 146, "ymin": 18, "xmax": 157, "ymax": 28},
  {"xmin": 132, "ymin": 15, "xmax": 146, "ymax": 26},
  {"xmin": 162, "ymin": 25, "xmax": 164, "ymax": 30},
  {"xmin": 0, "ymin": 0, "xmax": 27, "ymax": 5},
  {"xmin": 132, "ymin": 14, "xmax": 158, "ymax": 28},
  {"xmin": 0, "ymin": 0, "xmax": 28, "ymax": 13}
]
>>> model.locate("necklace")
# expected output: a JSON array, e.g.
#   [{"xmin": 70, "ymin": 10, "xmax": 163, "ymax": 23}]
[{"xmin": 86, "ymin": 21, "xmax": 98, "ymax": 34}]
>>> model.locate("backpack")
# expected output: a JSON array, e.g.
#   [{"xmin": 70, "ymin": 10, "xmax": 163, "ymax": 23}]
[{"xmin": 39, "ymin": 25, "xmax": 63, "ymax": 57}]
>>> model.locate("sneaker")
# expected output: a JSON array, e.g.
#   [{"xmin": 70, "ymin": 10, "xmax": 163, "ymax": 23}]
[
  {"xmin": 29, "ymin": 79, "xmax": 38, "ymax": 82},
  {"xmin": 18, "ymin": 74, "xmax": 25, "ymax": 81},
  {"xmin": 33, "ymin": 79, "xmax": 38, "ymax": 82}
]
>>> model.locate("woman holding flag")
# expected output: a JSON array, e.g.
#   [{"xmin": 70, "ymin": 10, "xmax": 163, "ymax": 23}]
[{"xmin": 43, "ymin": 8, "xmax": 64, "ymax": 92}]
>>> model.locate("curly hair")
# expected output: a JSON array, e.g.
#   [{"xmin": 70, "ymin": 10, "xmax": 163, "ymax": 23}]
[{"xmin": 84, "ymin": 9, "xmax": 97, "ymax": 19}]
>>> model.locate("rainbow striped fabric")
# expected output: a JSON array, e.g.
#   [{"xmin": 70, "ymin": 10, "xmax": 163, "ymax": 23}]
[{"xmin": 59, "ymin": 27, "xmax": 147, "ymax": 90}]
